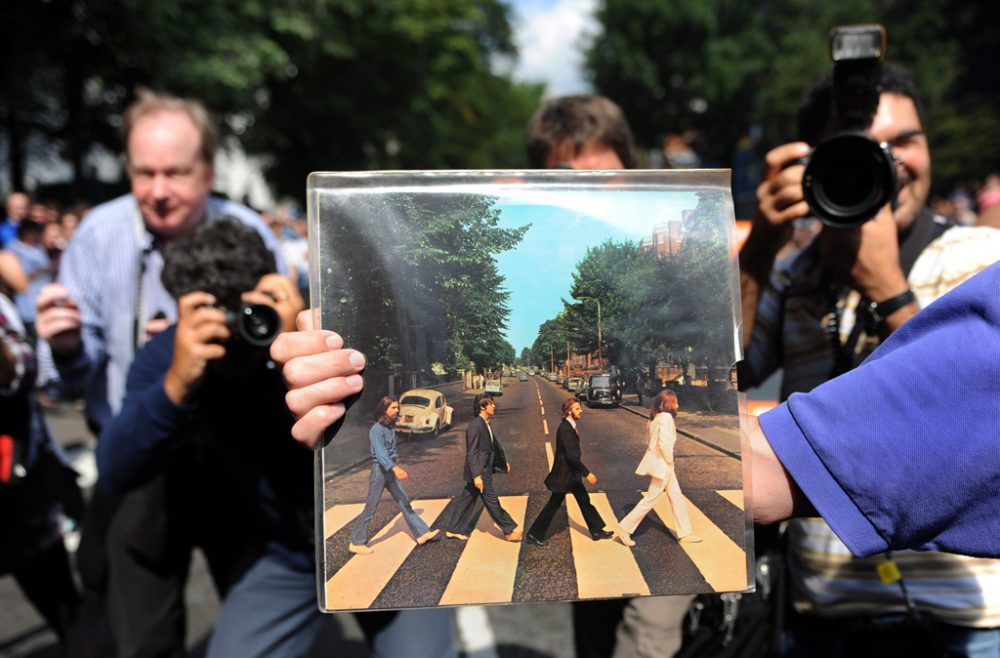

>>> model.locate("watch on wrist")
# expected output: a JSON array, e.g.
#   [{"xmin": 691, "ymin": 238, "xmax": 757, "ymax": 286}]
[{"xmin": 868, "ymin": 289, "xmax": 916, "ymax": 325}]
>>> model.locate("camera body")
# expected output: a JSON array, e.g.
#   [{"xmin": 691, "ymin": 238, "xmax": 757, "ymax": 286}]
[{"xmin": 802, "ymin": 24, "xmax": 897, "ymax": 228}]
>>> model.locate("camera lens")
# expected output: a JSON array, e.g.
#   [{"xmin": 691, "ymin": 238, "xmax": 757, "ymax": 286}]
[
  {"xmin": 803, "ymin": 133, "xmax": 897, "ymax": 228},
  {"xmin": 237, "ymin": 303, "xmax": 281, "ymax": 347}
]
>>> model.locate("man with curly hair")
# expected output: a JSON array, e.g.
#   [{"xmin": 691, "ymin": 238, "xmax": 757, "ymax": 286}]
[{"xmin": 98, "ymin": 218, "xmax": 456, "ymax": 657}]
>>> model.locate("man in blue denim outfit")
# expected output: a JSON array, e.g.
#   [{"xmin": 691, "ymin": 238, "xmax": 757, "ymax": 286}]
[{"xmin": 349, "ymin": 396, "xmax": 440, "ymax": 554}]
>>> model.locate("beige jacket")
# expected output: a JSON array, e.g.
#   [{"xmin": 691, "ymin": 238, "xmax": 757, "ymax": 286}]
[{"xmin": 635, "ymin": 412, "xmax": 677, "ymax": 480}]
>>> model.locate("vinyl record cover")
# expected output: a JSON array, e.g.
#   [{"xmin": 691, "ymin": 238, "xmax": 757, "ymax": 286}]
[{"xmin": 308, "ymin": 170, "xmax": 753, "ymax": 612}]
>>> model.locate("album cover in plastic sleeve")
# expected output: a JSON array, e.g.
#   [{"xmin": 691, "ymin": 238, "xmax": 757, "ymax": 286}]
[{"xmin": 307, "ymin": 170, "xmax": 753, "ymax": 612}]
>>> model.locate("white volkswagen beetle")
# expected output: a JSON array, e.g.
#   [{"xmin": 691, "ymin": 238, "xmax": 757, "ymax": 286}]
[{"xmin": 396, "ymin": 388, "xmax": 454, "ymax": 436}]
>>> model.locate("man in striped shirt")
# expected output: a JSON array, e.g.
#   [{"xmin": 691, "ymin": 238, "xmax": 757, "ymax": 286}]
[
  {"xmin": 739, "ymin": 64, "xmax": 1000, "ymax": 656},
  {"xmin": 32, "ymin": 91, "xmax": 286, "ymax": 658}
]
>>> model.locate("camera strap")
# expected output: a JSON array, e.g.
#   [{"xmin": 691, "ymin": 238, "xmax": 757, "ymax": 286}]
[
  {"xmin": 827, "ymin": 210, "xmax": 949, "ymax": 378},
  {"xmin": 131, "ymin": 207, "xmax": 155, "ymax": 353},
  {"xmin": 825, "ymin": 284, "xmax": 866, "ymax": 378}
]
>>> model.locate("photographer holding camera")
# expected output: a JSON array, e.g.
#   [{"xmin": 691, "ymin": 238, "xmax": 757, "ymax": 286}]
[
  {"xmin": 95, "ymin": 218, "xmax": 314, "ymax": 656},
  {"xmin": 739, "ymin": 26, "xmax": 1000, "ymax": 657},
  {"xmin": 97, "ymin": 217, "xmax": 456, "ymax": 657}
]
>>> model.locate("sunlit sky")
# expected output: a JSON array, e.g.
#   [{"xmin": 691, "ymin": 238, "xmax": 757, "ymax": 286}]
[
  {"xmin": 500, "ymin": 0, "xmax": 648, "ymax": 352},
  {"xmin": 494, "ymin": 188, "xmax": 698, "ymax": 352},
  {"xmin": 505, "ymin": 0, "xmax": 596, "ymax": 96}
]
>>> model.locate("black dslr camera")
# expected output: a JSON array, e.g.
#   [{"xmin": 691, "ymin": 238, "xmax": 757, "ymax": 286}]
[
  {"xmin": 223, "ymin": 303, "xmax": 281, "ymax": 348},
  {"xmin": 802, "ymin": 24, "xmax": 896, "ymax": 228}
]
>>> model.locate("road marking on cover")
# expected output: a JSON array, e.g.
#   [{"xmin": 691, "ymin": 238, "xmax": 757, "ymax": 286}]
[
  {"xmin": 540, "ymin": 406, "xmax": 545, "ymax": 415},
  {"xmin": 542, "ymin": 442, "xmax": 647, "ymax": 597},
  {"xmin": 652, "ymin": 494, "xmax": 746, "ymax": 592},
  {"xmin": 325, "ymin": 498, "xmax": 450, "ymax": 609},
  {"xmin": 439, "ymin": 495, "xmax": 528, "ymax": 605},
  {"xmin": 568, "ymin": 492, "xmax": 650, "ymax": 599},
  {"xmin": 542, "ymin": 419, "xmax": 549, "ymax": 435},
  {"xmin": 324, "ymin": 503, "xmax": 365, "ymax": 539},
  {"xmin": 717, "ymin": 490, "xmax": 744, "ymax": 511}
]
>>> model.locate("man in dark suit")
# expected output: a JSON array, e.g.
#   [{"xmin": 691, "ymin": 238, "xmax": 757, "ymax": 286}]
[
  {"xmin": 445, "ymin": 396, "xmax": 522, "ymax": 541},
  {"xmin": 525, "ymin": 398, "xmax": 613, "ymax": 545}
]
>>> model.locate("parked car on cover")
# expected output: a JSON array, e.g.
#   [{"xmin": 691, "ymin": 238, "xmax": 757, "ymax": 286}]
[
  {"xmin": 582, "ymin": 373, "xmax": 620, "ymax": 408},
  {"xmin": 396, "ymin": 388, "xmax": 454, "ymax": 436},
  {"xmin": 519, "ymin": 372, "xmax": 528, "ymax": 381},
  {"xmin": 565, "ymin": 377, "xmax": 583, "ymax": 392},
  {"xmin": 547, "ymin": 372, "xmax": 557, "ymax": 382},
  {"xmin": 484, "ymin": 379, "xmax": 503, "ymax": 396}
]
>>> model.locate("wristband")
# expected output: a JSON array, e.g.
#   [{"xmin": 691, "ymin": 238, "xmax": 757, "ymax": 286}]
[{"xmin": 868, "ymin": 289, "xmax": 916, "ymax": 325}]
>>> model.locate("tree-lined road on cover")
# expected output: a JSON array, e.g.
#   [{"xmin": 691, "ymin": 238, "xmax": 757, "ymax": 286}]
[{"xmin": 322, "ymin": 375, "xmax": 746, "ymax": 610}]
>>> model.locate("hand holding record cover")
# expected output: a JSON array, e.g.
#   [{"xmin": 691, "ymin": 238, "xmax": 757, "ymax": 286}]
[{"xmin": 307, "ymin": 170, "xmax": 753, "ymax": 612}]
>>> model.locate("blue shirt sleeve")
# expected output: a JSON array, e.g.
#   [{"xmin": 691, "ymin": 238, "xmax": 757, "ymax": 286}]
[
  {"xmin": 370, "ymin": 424, "xmax": 397, "ymax": 471},
  {"xmin": 744, "ymin": 269, "xmax": 787, "ymax": 388},
  {"xmin": 41, "ymin": 223, "xmax": 105, "ymax": 399},
  {"xmin": 96, "ymin": 326, "xmax": 189, "ymax": 494},
  {"xmin": 760, "ymin": 261, "xmax": 1000, "ymax": 558}
]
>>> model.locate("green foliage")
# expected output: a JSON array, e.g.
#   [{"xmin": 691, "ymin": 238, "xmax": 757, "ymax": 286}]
[
  {"xmin": 668, "ymin": 192, "xmax": 738, "ymax": 369},
  {"xmin": 585, "ymin": 0, "xmax": 1000, "ymax": 190},
  {"xmin": 531, "ymin": 191, "xmax": 737, "ymax": 376},
  {"xmin": 393, "ymin": 193, "xmax": 528, "ymax": 372},
  {"xmin": 249, "ymin": 0, "xmax": 543, "ymax": 196},
  {"xmin": 531, "ymin": 315, "xmax": 570, "ymax": 371},
  {"xmin": 321, "ymin": 191, "xmax": 526, "ymax": 381},
  {"xmin": 0, "ymin": 0, "xmax": 541, "ymax": 197},
  {"xmin": 565, "ymin": 239, "xmax": 646, "ymax": 365}
]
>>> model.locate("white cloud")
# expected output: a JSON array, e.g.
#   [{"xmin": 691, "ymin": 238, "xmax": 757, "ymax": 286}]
[
  {"xmin": 508, "ymin": 0, "xmax": 598, "ymax": 97},
  {"xmin": 496, "ymin": 187, "xmax": 697, "ymax": 237}
]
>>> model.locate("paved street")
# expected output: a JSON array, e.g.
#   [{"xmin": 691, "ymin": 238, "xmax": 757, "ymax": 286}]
[
  {"xmin": 2, "ymin": 376, "xmax": 747, "ymax": 657},
  {"xmin": 321, "ymin": 374, "xmax": 747, "ymax": 610},
  {"xmin": 0, "ymin": 400, "xmax": 577, "ymax": 658}
]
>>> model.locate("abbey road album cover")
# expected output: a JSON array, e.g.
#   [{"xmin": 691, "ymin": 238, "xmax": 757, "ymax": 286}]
[{"xmin": 307, "ymin": 170, "xmax": 753, "ymax": 612}]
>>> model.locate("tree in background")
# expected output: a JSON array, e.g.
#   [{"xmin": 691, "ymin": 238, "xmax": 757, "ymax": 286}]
[
  {"xmin": 566, "ymin": 238, "xmax": 649, "ymax": 368},
  {"xmin": 531, "ymin": 315, "xmax": 569, "ymax": 373},
  {"xmin": 529, "ymin": 190, "xmax": 737, "ymax": 409},
  {"xmin": 245, "ymin": 0, "xmax": 543, "ymax": 198},
  {"xmin": 392, "ymin": 194, "xmax": 527, "ymax": 374},
  {"xmin": 320, "ymin": 191, "xmax": 526, "ymax": 387},
  {"xmin": 584, "ymin": 0, "xmax": 1000, "ymax": 195},
  {"xmin": 0, "ymin": 0, "xmax": 541, "ymax": 199},
  {"xmin": 666, "ymin": 192, "xmax": 737, "ymax": 379}
]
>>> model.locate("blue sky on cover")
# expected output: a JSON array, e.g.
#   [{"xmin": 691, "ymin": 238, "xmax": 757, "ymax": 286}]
[{"xmin": 494, "ymin": 189, "xmax": 698, "ymax": 351}]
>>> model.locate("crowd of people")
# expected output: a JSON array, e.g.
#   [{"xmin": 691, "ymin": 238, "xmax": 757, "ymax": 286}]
[
  {"xmin": 929, "ymin": 175, "xmax": 1000, "ymax": 228},
  {"xmin": 0, "ymin": 194, "xmax": 306, "ymax": 346},
  {"xmin": 2, "ymin": 91, "xmax": 454, "ymax": 658},
  {"xmin": 0, "ymin": 195, "xmax": 85, "ymax": 345},
  {"xmin": 2, "ymin": 36, "xmax": 1000, "ymax": 658}
]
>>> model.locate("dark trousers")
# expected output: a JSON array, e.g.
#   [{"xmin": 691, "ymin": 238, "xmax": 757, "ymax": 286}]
[
  {"xmin": 87, "ymin": 442, "xmax": 250, "ymax": 658},
  {"xmin": 448, "ymin": 475, "xmax": 516, "ymax": 536},
  {"xmin": 14, "ymin": 540, "xmax": 113, "ymax": 658},
  {"xmin": 13, "ymin": 540, "xmax": 80, "ymax": 644},
  {"xmin": 528, "ymin": 482, "xmax": 606, "ymax": 540}
]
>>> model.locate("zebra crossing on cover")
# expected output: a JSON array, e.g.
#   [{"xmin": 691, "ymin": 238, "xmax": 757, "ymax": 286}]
[{"xmin": 322, "ymin": 487, "xmax": 746, "ymax": 610}]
